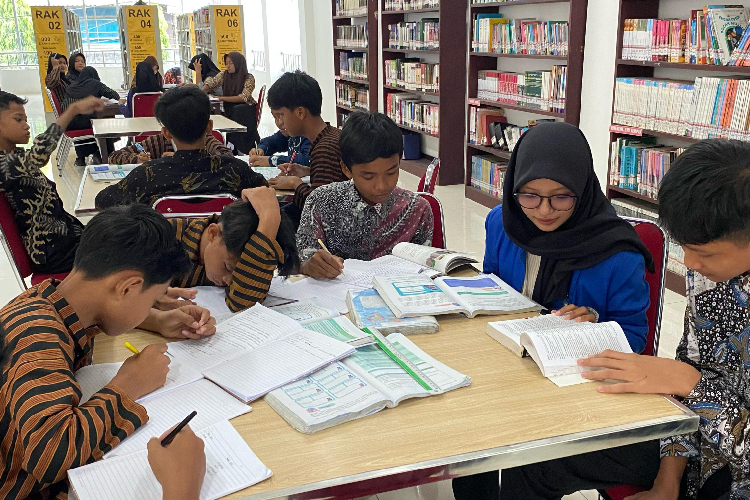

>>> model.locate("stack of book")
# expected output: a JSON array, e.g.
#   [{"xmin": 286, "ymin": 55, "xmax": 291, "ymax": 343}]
[
  {"xmin": 468, "ymin": 106, "xmax": 506, "ymax": 146},
  {"xmin": 622, "ymin": 6, "xmax": 750, "ymax": 66},
  {"xmin": 336, "ymin": 82, "xmax": 369, "ymax": 111},
  {"xmin": 339, "ymin": 52, "xmax": 368, "ymax": 80},
  {"xmin": 387, "ymin": 19, "xmax": 439, "ymax": 50},
  {"xmin": 384, "ymin": 59, "xmax": 439, "ymax": 93},
  {"xmin": 384, "ymin": 0, "xmax": 439, "ymax": 10},
  {"xmin": 470, "ymin": 155, "xmax": 507, "ymax": 198},
  {"xmin": 336, "ymin": 24, "xmax": 368, "ymax": 48},
  {"xmin": 335, "ymin": 0, "xmax": 367, "ymax": 17},
  {"xmin": 386, "ymin": 93, "xmax": 439, "ymax": 136},
  {"xmin": 477, "ymin": 67, "xmax": 567, "ymax": 113},
  {"xmin": 472, "ymin": 16, "xmax": 569, "ymax": 56},
  {"xmin": 609, "ymin": 137, "xmax": 685, "ymax": 200}
]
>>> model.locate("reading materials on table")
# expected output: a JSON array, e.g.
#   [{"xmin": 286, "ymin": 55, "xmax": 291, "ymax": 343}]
[
  {"xmin": 88, "ymin": 164, "xmax": 139, "ymax": 181},
  {"xmin": 390, "ymin": 242, "xmax": 479, "ymax": 275},
  {"xmin": 347, "ymin": 288, "xmax": 440, "ymax": 335},
  {"xmin": 373, "ymin": 273, "xmax": 542, "ymax": 318}
]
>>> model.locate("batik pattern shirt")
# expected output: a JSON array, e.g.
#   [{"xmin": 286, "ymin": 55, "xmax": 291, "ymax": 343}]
[
  {"xmin": 660, "ymin": 270, "xmax": 750, "ymax": 499},
  {"xmin": 297, "ymin": 179, "xmax": 433, "ymax": 262},
  {"xmin": 108, "ymin": 134, "xmax": 231, "ymax": 164}
]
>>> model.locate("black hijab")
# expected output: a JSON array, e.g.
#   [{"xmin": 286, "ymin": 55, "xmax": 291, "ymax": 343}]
[
  {"xmin": 502, "ymin": 122, "xmax": 655, "ymax": 307},
  {"xmin": 67, "ymin": 52, "xmax": 86, "ymax": 82},
  {"xmin": 65, "ymin": 66, "xmax": 106, "ymax": 100},
  {"xmin": 135, "ymin": 61, "xmax": 163, "ymax": 93},
  {"xmin": 189, "ymin": 53, "xmax": 220, "ymax": 80},
  {"xmin": 222, "ymin": 52, "xmax": 249, "ymax": 97}
]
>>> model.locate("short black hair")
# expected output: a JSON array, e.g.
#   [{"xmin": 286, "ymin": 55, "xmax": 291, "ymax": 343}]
[
  {"xmin": 0, "ymin": 91, "xmax": 28, "ymax": 112},
  {"xmin": 73, "ymin": 205, "xmax": 190, "ymax": 287},
  {"xmin": 267, "ymin": 71, "xmax": 322, "ymax": 116},
  {"xmin": 340, "ymin": 112, "xmax": 403, "ymax": 168},
  {"xmin": 154, "ymin": 86, "xmax": 210, "ymax": 143},
  {"xmin": 658, "ymin": 139, "xmax": 750, "ymax": 245},
  {"xmin": 218, "ymin": 201, "xmax": 300, "ymax": 276}
]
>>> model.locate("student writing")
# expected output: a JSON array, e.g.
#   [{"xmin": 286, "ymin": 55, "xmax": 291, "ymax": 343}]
[{"xmin": 247, "ymin": 108, "xmax": 312, "ymax": 168}]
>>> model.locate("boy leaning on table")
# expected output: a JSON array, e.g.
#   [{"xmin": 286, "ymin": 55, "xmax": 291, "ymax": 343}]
[{"xmin": 456, "ymin": 139, "xmax": 750, "ymax": 500}]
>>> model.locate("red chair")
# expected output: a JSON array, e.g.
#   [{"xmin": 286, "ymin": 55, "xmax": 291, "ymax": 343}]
[
  {"xmin": 46, "ymin": 89, "xmax": 96, "ymax": 176},
  {"xmin": 132, "ymin": 92, "xmax": 162, "ymax": 117},
  {"xmin": 417, "ymin": 192, "xmax": 446, "ymax": 249},
  {"xmin": 152, "ymin": 194, "xmax": 237, "ymax": 218},
  {"xmin": 417, "ymin": 158, "xmax": 440, "ymax": 194},
  {"xmin": 211, "ymin": 131, "xmax": 225, "ymax": 144},
  {"xmin": 256, "ymin": 85, "xmax": 266, "ymax": 127},
  {"xmin": 0, "ymin": 193, "xmax": 68, "ymax": 289},
  {"xmin": 600, "ymin": 217, "xmax": 668, "ymax": 500}
]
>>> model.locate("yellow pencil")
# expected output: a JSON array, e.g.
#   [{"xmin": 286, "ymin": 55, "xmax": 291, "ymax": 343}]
[
  {"xmin": 317, "ymin": 238, "xmax": 345, "ymax": 275},
  {"xmin": 124, "ymin": 342, "xmax": 140, "ymax": 355}
]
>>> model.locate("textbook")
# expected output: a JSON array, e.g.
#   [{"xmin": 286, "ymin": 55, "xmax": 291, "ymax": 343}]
[
  {"xmin": 88, "ymin": 164, "xmax": 139, "ymax": 181},
  {"xmin": 269, "ymin": 298, "xmax": 340, "ymax": 325},
  {"xmin": 68, "ymin": 420, "xmax": 272, "ymax": 500},
  {"xmin": 303, "ymin": 315, "xmax": 373, "ymax": 347},
  {"xmin": 486, "ymin": 315, "xmax": 633, "ymax": 386},
  {"xmin": 265, "ymin": 333, "xmax": 470, "ymax": 433},
  {"xmin": 389, "ymin": 242, "xmax": 478, "ymax": 275},
  {"xmin": 372, "ymin": 273, "xmax": 542, "ymax": 318},
  {"xmin": 347, "ymin": 288, "xmax": 440, "ymax": 335}
]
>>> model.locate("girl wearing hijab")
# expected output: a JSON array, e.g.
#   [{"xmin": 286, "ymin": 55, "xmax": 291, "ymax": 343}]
[
  {"xmin": 132, "ymin": 55, "xmax": 164, "ymax": 88},
  {"xmin": 62, "ymin": 66, "xmax": 121, "ymax": 165},
  {"xmin": 67, "ymin": 52, "xmax": 86, "ymax": 82},
  {"xmin": 44, "ymin": 53, "xmax": 69, "ymax": 104},
  {"xmin": 196, "ymin": 52, "xmax": 260, "ymax": 153},
  {"xmin": 189, "ymin": 53, "xmax": 222, "ymax": 94},
  {"xmin": 121, "ymin": 60, "xmax": 164, "ymax": 118}
]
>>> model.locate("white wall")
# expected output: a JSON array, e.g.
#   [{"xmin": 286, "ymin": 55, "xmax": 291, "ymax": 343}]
[{"xmin": 301, "ymin": 0, "xmax": 336, "ymax": 125}]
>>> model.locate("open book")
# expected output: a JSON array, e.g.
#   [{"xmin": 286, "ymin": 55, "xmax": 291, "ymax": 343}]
[
  {"xmin": 265, "ymin": 333, "xmax": 470, "ymax": 433},
  {"xmin": 303, "ymin": 315, "xmax": 373, "ymax": 347},
  {"xmin": 347, "ymin": 288, "xmax": 439, "ymax": 335},
  {"xmin": 68, "ymin": 420, "xmax": 272, "ymax": 500},
  {"xmin": 487, "ymin": 315, "xmax": 633, "ymax": 386},
  {"xmin": 372, "ymin": 273, "xmax": 542, "ymax": 318},
  {"xmin": 391, "ymin": 242, "xmax": 479, "ymax": 274},
  {"xmin": 87, "ymin": 164, "xmax": 139, "ymax": 181}
]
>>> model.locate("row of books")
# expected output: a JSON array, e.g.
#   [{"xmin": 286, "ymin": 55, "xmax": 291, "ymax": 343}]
[
  {"xmin": 339, "ymin": 52, "xmax": 368, "ymax": 80},
  {"xmin": 384, "ymin": 59, "xmax": 439, "ymax": 93},
  {"xmin": 336, "ymin": 82, "xmax": 369, "ymax": 111},
  {"xmin": 384, "ymin": 0, "xmax": 439, "ymax": 10},
  {"xmin": 472, "ymin": 16, "xmax": 569, "ymax": 56},
  {"xmin": 468, "ymin": 106, "xmax": 505, "ymax": 146},
  {"xmin": 477, "ymin": 67, "xmax": 567, "ymax": 113},
  {"xmin": 609, "ymin": 137, "xmax": 686, "ymax": 200},
  {"xmin": 387, "ymin": 19, "xmax": 439, "ymax": 51},
  {"xmin": 386, "ymin": 93, "xmax": 439, "ymax": 136},
  {"xmin": 612, "ymin": 76, "xmax": 750, "ymax": 141},
  {"xmin": 621, "ymin": 6, "xmax": 749, "ymax": 65},
  {"xmin": 336, "ymin": 24, "xmax": 368, "ymax": 48},
  {"xmin": 335, "ymin": 0, "xmax": 367, "ymax": 17},
  {"xmin": 470, "ymin": 155, "xmax": 507, "ymax": 198}
]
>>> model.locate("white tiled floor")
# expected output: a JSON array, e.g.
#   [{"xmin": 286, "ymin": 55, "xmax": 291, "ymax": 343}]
[{"xmin": 0, "ymin": 95, "xmax": 688, "ymax": 499}]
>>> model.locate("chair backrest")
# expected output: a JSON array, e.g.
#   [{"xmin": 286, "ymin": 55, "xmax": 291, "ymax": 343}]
[
  {"xmin": 45, "ymin": 88, "xmax": 62, "ymax": 119},
  {"xmin": 256, "ymin": 85, "xmax": 266, "ymax": 127},
  {"xmin": 417, "ymin": 158, "xmax": 440, "ymax": 194},
  {"xmin": 152, "ymin": 194, "xmax": 237, "ymax": 218},
  {"xmin": 417, "ymin": 192, "xmax": 446, "ymax": 249},
  {"xmin": 622, "ymin": 216, "xmax": 668, "ymax": 356},
  {"xmin": 211, "ymin": 130, "xmax": 225, "ymax": 144},
  {"xmin": 0, "ymin": 193, "xmax": 33, "ymax": 287},
  {"xmin": 132, "ymin": 92, "xmax": 162, "ymax": 118}
]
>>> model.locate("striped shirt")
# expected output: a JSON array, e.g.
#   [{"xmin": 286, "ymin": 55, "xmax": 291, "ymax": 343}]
[
  {"xmin": 108, "ymin": 134, "xmax": 232, "ymax": 164},
  {"xmin": 0, "ymin": 280, "xmax": 148, "ymax": 500},
  {"xmin": 293, "ymin": 125, "xmax": 347, "ymax": 211},
  {"xmin": 170, "ymin": 216, "xmax": 284, "ymax": 312},
  {"xmin": 44, "ymin": 66, "xmax": 68, "ymax": 105}
]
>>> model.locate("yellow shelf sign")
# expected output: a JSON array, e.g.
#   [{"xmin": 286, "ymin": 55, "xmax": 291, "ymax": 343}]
[
  {"xmin": 33, "ymin": 6, "xmax": 67, "ymax": 112},
  {"xmin": 214, "ymin": 6, "xmax": 243, "ymax": 70}
]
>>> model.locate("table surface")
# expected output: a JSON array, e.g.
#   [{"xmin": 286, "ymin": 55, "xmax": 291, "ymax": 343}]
[
  {"xmin": 91, "ymin": 115, "xmax": 245, "ymax": 137},
  {"xmin": 92, "ymin": 310, "xmax": 697, "ymax": 500}
]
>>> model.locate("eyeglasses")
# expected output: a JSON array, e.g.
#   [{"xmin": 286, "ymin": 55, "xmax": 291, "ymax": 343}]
[{"xmin": 514, "ymin": 193, "xmax": 577, "ymax": 211}]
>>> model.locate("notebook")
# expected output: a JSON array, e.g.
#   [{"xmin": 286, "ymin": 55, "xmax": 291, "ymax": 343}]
[
  {"xmin": 372, "ymin": 274, "xmax": 542, "ymax": 319},
  {"xmin": 346, "ymin": 288, "xmax": 440, "ymax": 335}
]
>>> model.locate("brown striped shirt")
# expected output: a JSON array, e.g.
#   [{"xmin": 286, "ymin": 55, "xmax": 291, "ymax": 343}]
[
  {"xmin": 108, "ymin": 134, "xmax": 232, "ymax": 165},
  {"xmin": 170, "ymin": 216, "xmax": 284, "ymax": 312},
  {"xmin": 293, "ymin": 124, "xmax": 347, "ymax": 211},
  {"xmin": 0, "ymin": 280, "xmax": 148, "ymax": 500},
  {"xmin": 44, "ymin": 66, "xmax": 68, "ymax": 105}
]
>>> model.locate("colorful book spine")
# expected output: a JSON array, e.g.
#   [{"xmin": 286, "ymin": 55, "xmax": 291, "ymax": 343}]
[
  {"xmin": 388, "ymin": 19, "xmax": 440, "ymax": 50},
  {"xmin": 336, "ymin": 24, "xmax": 368, "ymax": 48},
  {"xmin": 386, "ymin": 92, "xmax": 439, "ymax": 135}
]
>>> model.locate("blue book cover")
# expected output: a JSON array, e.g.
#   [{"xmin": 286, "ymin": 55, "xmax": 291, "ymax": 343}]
[{"xmin": 347, "ymin": 288, "xmax": 439, "ymax": 335}]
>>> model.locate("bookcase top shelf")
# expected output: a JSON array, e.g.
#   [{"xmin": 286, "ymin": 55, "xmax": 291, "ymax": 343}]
[
  {"xmin": 471, "ymin": 52, "xmax": 568, "ymax": 60},
  {"xmin": 616, "ymin": 59, "xmax": 750, "ymax": 74}
]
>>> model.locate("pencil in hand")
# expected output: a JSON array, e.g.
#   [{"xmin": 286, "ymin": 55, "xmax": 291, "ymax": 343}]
[{"xmin": 317, "ymin": 238, "xmax": 345, "ymax": 275}]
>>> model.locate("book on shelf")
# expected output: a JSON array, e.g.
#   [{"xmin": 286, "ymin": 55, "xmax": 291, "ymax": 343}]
[
  {"xmin": 347, "ymin": 288, "xmax": 440, "ymax": 335},
  {"xmin": 384, "ymin": 58, "xmax": 439, "ymax": 93},
  {"xmin": 477, "ymin": 67, "xmax": 568, "ymax": 113},
  {"xmin": 468, "ymin": 106, "xmax": 506, "ymax": 145},
  {"xmin": 470, "ymin": 155, "xmax": 507, "ymax": 198},
  {"xmin": 339, "ymin": 51, "xmax": 368, "ymax": 80},
  {"xmin": 486, "ymin": 315, "xmax": 633, "ymax": 387},
  {"xmin": 386, "ymin": 92, "xmax": 439, "ymax": 135},
  {"xmin": 385, "ymin": 0, "xmax": 439, "ymax": 11},
  {"xmin": 608, "ymin": 136, "xmax": 657, "ymax": 188},
  {"xmin": 610, "ymin": 140, "xmax": 684, "ymax": 201},
  {"xmin": 472, "ymin": 17, "xmax": 569, "ymax": 57},
  {"xmin": 335, "ymin": 0, "xmax": 367, "ymax": 17},
  {"xmin": 336, "ymin": 24, "xmax": 368, "ymax": 48},
  {"xmin": 336, "ymin": 81, "xmax": 370, "ymax": 111},
  {"xmin": 387, "ymin": 19, "xmax": 439, "ymax": 50}
]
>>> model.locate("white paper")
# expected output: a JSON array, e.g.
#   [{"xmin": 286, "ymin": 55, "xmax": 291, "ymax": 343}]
[
  {"xmin": 436, "ymin": 274, "xmax": 541, "ymax": 314},
  {"xmin": 303, "ymin": 316, "xmax": 370, "ymax": 344},
  {"xmin": 69, "ymin": 420, "xmax": 271, "ymax": 500},
  {"xmin": 374, "ymin": 274, "xmax": 460, "ymax": 316},
  {"xmin": 269, "ymin": 277, "xmax": 361, "ymax": 314},
  {"xmin": 336, "ymin": 255, "xmax": 436, "ymax": 288},
  {"xmin": 268, "ymin": 298, "xmax": 339, "ymax": 325},
  {"xmin": 91, "ymin": 171, "xmax": 128, "ymax": 181},
  {"xmin": 392, "ymin": 242, "xmax": 477, "ymax": 274},
  {"xmin": 487, "ymin": 315, "xmax": 571, "ymax": 346},
  {"xmin": 192, "ymin": 286, "xmax": 234, "ymax": 323}
]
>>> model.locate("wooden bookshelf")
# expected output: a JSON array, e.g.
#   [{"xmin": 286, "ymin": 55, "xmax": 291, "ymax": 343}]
[
  {"xmin": 331, "ymin": 0, "xmax": 378, "ymax": 128},
  {"xmin": 616, "ymin": 58, "xmax": 750, "ymax": 74},
  {"xmin": 381, "ymin": 1, "xmax": 468, "ymax": 185},
  {"xmin": 464, "ymin": 0, "xmax": 588, "ymax": 208}
]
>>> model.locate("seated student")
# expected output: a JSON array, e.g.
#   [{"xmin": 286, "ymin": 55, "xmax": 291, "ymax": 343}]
[
  {"xmin": 61, "ymin": 66, "xmax": 121, "ymax": 165},
  {"xmin": 482, "ymin": 139, "xmax": 750, "ymax": 500},
  {"xmin": 246, "ymin": 108, "xmax": 312, "ymax": 168},
  {"xmin": 96, "ymin": 86, "xmax": 266, "ymax": 209},
  {"xmin": 297, "ymin": 112, "xmax": 433, "ymax": 278},
  {"xmin": 121, "ymin": 59, "xmax": 164, "ymax": 118},
  {"xmin": 0, "ymin": 204, "xmax": 219, "ymax": 500},
  {"xmin": 189, "ymin": 53, "xmax": 222, "ymax": 95},
  {"xmin": 148, "ymin": 424, "xmax": 206, "ymax": 500},
  {"xmin": 44, "ymin": 52, "xmax": 69, "ymax": 104},
  {"xmin": 108, "ymin": 129, "xmax": 231, "ymax": 164},
  {"xmin": 171, "ymin": 186, "xmax": 299, "ymax": 312},
  {"xmin": 195, "ymin": 52, "xmax": 259, "ymax": 153},
  {"xmin": 266, "ymin": 71, "xmax": 348, "ymax": 229},
  {"xmin": 66, "ymin": 51, "xmax": 86, "ymax": 82}
]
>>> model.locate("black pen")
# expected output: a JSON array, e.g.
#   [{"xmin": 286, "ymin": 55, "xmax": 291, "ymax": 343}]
[{"xmin": 160, "ymin": 411, "xmax": 197, "ymax": 447}]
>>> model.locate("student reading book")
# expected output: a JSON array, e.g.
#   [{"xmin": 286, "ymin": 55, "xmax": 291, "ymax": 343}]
[
  {"xmin": 246, "ymin": 108, "xmax": 312, "ymax": 167},
  {"xmin": 296, "ymin": 112, "xmax": 433, "ymax": 278},
  {"xmin": 0, "ymin": 205, "xmax": 217, "ymax": 500},
  {"xmin": 482, "ymin": 122, "xmax": 654, "ymax": 353}
]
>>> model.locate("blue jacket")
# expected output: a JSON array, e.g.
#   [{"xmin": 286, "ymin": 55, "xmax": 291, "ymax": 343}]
[
  {"xmin": 483, "ymin": 205, "xmax": 650, "ymax": 353},
  {"xmin": 257, "ymin": 130, "xmax": 311, "ymax": 166}
]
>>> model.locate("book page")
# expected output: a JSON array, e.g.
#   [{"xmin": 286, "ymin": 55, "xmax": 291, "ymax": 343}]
[
  {"xmin": 343, "ymin": 344, "xmax": 429, "ymax": 404},
  {"xmin": 303, "ymin": 316, "xmax": 371, "ymax": 344},
  {"xmin": 268, "ymin": 298, "xmax": 339, "ymax": 325},
  {"xmin": 202, "ymin": 330, "xmax": 355, "ymax": 402},
  {"xmin": 436, "ymin": 274, "xmax": 541, "ymax": 315},
  {"xmin": 373, "ymin": 274, "xmax": 461, "ymax": 316},
  {"xmin": 337, "ymin": 255, "xmax": 438, "ymax": 288},
  {"xmin": 105, "ymin": 379, "xmax": 251, "ymax": 458},
  {"xmin": 269, "ymin": 277, "xmax": 360, "ymax": 314},
  {"xmin": 69, "ymin": 420, "xmax": 272, "ymax": 500},
  {"xmin": 192, "ymin": 286, "xmax": 234, "ymax": 323},
  {"xmin": 487, "ymin": 315, "xmax": 571, "ymax": 348},
  {"xmin": 167, "ymin": 304, "xmax": 302, "ymax": 372},
  {"xmin": 386, "ymin": 333, "xmax": 471, "ymax": 393},
  {"xmin": 76, "ymin": 360, "xmax": 203, "ymax": 404},
  {"xmin": 391, "ymin": 242, "xmax": 477, "ymax": 274}
]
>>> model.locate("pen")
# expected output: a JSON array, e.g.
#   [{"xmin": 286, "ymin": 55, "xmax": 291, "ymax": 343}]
[
  {"xmin": 124, "ymin": 342, "xmax": 139, "ymax": 355},
  {"xmin": 160, "ymin": 411, "xmax": 198, "ymax": 447},
  {"xmin": 317, "ymin": 238, "xmax": 345, "ymax": 275},
  {"xmin": 289, "ymin": 151, "xmax": 297, "ymax": 164},
  {"xmin": 134, "ymin": 143, "xmax": 146, "ymax": 154}
]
